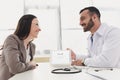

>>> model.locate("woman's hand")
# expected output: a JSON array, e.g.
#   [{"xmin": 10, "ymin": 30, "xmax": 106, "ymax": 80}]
[{"xmin": 28, "ymin": 61, "xmax": 37, "ymax": 69}]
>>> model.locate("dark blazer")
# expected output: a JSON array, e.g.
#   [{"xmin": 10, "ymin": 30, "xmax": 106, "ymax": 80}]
[{"xmin": 0, "ymin": 34, "xmax": 36, "ymax": 80}]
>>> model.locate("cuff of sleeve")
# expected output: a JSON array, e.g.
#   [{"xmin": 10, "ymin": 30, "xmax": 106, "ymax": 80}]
[{"xmin": 81, "ymin": 59, "xmax": 85, "ymax": 66}]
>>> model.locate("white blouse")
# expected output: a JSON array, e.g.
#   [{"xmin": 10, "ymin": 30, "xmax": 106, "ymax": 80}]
[{"xmin": 26, "ymin": 46, "xmax": 31, "ymax": 63}]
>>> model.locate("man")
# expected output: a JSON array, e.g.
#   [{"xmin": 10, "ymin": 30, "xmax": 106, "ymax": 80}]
[{"xmin": 68, "ymin": 6, "xmax": 120, "ymax": 68}]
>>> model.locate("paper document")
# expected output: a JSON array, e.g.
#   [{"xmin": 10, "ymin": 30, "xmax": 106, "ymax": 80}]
[{"xmin": 50, "ymin": 50, "xmax": 71, "ymax": 67}]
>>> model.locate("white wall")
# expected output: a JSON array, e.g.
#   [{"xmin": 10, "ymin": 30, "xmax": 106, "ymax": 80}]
[
  {"xmin": 0, "ymin": 0, "xmax": 120, "ymax": 56},
  {"xmin": 0, "ymin": 0, "xmax": 24, "ymax": 45},
  {"xmin": 61, "ymin": 0, "xmax": 120, "ymax": 55}
]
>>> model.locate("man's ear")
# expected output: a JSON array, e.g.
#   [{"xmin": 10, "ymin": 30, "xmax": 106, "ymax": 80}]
[{"xmin": 92, "ymin": 14, "xmax": 97, "ymax": 21}]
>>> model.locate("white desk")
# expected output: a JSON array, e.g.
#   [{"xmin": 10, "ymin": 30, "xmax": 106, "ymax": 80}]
[{"xmin": 9, "ymin": 63, "xmax": 120, "ymax": 80}]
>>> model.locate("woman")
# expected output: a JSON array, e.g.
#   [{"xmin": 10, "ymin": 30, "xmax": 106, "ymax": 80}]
[{"xmin": 0, "ymin": 14, "xmax": 41, "ymax": 80}]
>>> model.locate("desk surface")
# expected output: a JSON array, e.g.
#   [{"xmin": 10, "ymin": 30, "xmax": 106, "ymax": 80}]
[{"xmin": 9, "ymin": 63, "xmax": 120, "ymax": 80}]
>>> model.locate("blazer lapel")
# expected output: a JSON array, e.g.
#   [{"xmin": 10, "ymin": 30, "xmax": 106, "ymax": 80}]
[
  {"xmin": 20, "ymin": 41, "xmax": 26, "ymax": 62},
  {"xmin": 12, "ymin": 34, "xmax": 27, "ymax": 62}
]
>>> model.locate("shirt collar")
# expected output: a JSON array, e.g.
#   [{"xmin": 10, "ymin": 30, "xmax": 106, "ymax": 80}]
[{"xmin": 94, "ymin": 23, "xmax": 108, "ymax": 37}]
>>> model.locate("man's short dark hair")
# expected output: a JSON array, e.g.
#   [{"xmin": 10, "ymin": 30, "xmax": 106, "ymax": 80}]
[{"xmin": 79, "ymin": 6, "xmax": 101, "ymax": 19}]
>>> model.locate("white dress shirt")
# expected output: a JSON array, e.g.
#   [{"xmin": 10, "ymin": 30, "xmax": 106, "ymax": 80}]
[{"xmin": 82, "ymin": 23, "xmax": 120, "ymax": 68}]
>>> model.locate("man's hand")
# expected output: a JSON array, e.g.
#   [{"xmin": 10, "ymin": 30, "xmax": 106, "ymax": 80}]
[
  {"xmin": 66, "ymin": 48, "xmax": 76, "ymax": 60},
  {"xmin": 71, "ymin": 59, "xmax": 83, "ymax": 66}
]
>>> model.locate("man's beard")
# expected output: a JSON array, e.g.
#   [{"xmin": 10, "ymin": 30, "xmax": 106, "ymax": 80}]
[{"xmin": 83, "ymin": 18, "xmax": 94, "ymax": 32}]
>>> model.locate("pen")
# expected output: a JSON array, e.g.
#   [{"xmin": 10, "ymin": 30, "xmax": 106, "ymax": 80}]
[
  {"xmin": 36, "ymin": 64, "xmax": 38, "ymax": 66},
  {"xmin": 94, "ymin": 68, "xmax": 113, "ymax": 72}
]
